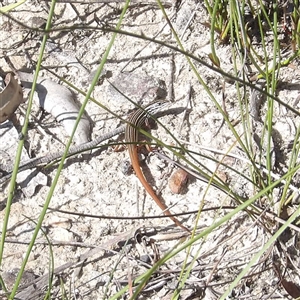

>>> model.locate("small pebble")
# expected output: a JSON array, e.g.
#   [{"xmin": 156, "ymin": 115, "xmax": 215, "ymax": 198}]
[{"xmin": 169, "ymin": 169, "xmax": 189, "ymax": 194}]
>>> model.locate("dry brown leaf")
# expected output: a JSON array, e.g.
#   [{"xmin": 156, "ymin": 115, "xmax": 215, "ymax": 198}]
[
  {"xmin": 281, "ymin": 279, "xmax": 300, "ymax": 299},
  {"xmin": 0, "ymin": 72, "xmax": 23, "ymax": 123}
]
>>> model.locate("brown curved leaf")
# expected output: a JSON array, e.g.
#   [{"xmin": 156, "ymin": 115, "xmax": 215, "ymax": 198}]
[
  {"xmin": 281, "ymin": 279, "xmax": 300, "ymax": 299},
  {"xmin": 0, "ymin": 72, "xmax": 24, "ymax": 123}
]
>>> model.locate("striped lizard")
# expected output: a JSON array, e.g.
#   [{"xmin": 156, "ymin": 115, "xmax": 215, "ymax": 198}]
[{"xmin": 125, "ymin": 100, "xmax": 191, "ymax": 233}]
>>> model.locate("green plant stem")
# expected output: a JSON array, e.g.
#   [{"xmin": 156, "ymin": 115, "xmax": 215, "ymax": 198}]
[
  {"xmin": 266, "ymin": 1, "xmax": 279, "ymax": 185},
  {"xmin": 210, "ymin": 0, "xmax": 221, "ymax": 67},
  {"xmin": 0, "ymin": 0, "xmax": 27, "ymax": 13}
]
